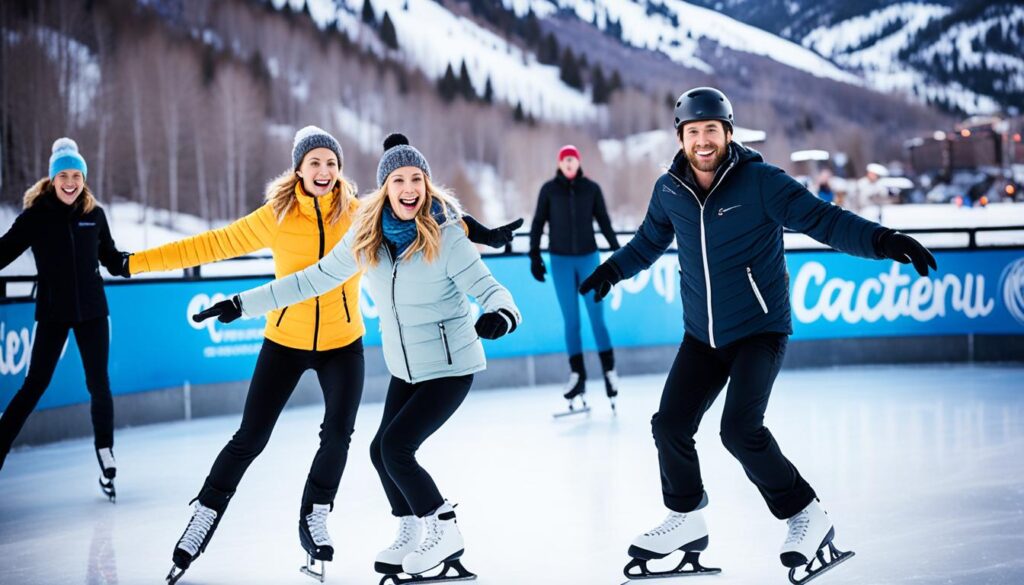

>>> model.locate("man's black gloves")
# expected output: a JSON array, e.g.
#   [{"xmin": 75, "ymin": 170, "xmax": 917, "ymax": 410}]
[
  {"xmin": 578, "ymin": 260, "xmax": 623, "ymax": 302},
  {"xmin": 875, "ymin": 229, "xmax": 937, "ymax": 277},
  {"xmin": 464, "ymin": 216, "xmax": 524, "ymax": 249},
  {"xmin": 192, "ymin": 296, "xmax": 243, "ymax": 324},
  {"xmin": 532, "ymin": 251, "xmax": 548, "ymax": 282},
  {"xmin": 475, "ymin": 308, "xmax": 518, "ymax": 340}
]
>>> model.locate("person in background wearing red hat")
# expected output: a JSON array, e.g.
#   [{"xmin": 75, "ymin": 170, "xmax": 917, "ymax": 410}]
[{"xmin": 529, "ymin": 145, "xmax": 621, "ymax": 413}]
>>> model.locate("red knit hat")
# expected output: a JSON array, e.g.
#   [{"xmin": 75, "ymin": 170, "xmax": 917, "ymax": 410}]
[{"xmin": 558, "ymin": 145, "xmax": 581, "ymax": 162}]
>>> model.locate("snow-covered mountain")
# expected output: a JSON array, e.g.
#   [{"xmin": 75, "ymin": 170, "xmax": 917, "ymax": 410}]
[{"xmin": 683, "ymin": 0, "xmax": 1023, "ymax": 115}]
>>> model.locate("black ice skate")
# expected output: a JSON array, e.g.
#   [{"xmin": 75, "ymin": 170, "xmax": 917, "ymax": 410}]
[
  {"xmin": 299, "ymin": 503, "xmax": 334, "ymax": 582},
  {"xmin": 599, "ymin": 349, "xmax": 619, "ymax": 413},
  {"xmin": 95, "ymin": 447, "xmax": 116, "ymax": 503},
  {"xmin": 780, "ymin": 500, "xmax": 855, "ymax": 585},
  {"xmin": 166, "ymin": 499, "xmax": 224, "ymax": 584},
  {"xmin": 603, "ymin": 369, "xmax": 620, "ymax": 413},
  {"xmin": 553, "ymin": 372, "xmax": 590, "ymax": 418}
]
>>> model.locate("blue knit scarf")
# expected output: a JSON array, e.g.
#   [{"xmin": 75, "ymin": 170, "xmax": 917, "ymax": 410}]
[{"xmin": 382, "ymin": 200, "xmax": 450, "ymax": 256}]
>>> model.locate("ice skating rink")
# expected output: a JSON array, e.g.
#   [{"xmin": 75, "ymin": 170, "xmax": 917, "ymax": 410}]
[{"xmin": 1, "ymin": 364, "xmax": 1022, "ymax": 585}]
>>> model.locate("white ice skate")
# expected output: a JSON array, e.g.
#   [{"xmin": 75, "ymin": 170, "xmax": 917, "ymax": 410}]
[
  {"xmin": 96, "ymin": 447, "xmax": 116, "ymax": 502},
  {"xmin": 378, "ymin": 501, "xmax": 476, "ymax": 584},
  {"xmin": 375, "ymin": 515, "xmax": 423, "ymax": 574},
  {"xmin": 299, "ymin": 503, "xmax": 334, "ymax": 582},
  {"xmin": 780, "ymin": 500, "xmax": 855, "ymax": 584},
  {"xmin": 623, "ymin": 509, "xmax": 720, "ymax": 581}
]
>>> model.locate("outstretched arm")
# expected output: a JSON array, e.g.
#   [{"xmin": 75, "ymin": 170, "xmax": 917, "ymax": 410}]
[
  {"xmin": 235, "ymin": 229, "xmax": 361, "ymax": 318},
  {"xmin": 129, "ymin": 204, "xmax": 277, "ymax": 274},
  {"xmin": 762, "ymin": 168, "xmax": 936, "ymax": 275}
]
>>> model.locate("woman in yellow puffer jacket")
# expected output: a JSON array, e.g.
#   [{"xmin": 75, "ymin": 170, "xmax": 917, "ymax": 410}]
[{"xmin": 131, "ymin": 127, "xmax": 517, "ymax": 582}]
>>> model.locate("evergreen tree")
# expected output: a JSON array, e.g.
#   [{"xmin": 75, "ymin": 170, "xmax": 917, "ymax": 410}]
[
  {"xmin": 523, "ymin": 9, "xmax": 541, "ymax": 46},
  {"xmin": 591, "ymin": 64, "xmax": 610, "ymax": 104},
  {"xmin": 483, "ymin": 76, "xmax": 494, "ymax": 104},
  {"xmin": 538, "ymin": 32, "xmax": 560, "ymax": 65},
  {"xmin": 438, "ymin": 63, "xmax": 459, "ymax": 102},
  {"xmin": 362, "ymin": 0, "xmax": 376, "ymax": 26},
  {"xmin": 380, "ymin": 11, "xmax": 398, "ymax": 49},
  {"xmin": 609, "ymin": 70, "xmax": 623, "ymax": 93},
  {"xmin": 559, "ymin": 48, "xmax": 583, "ymax": 90},
  {"xmin": 458, "ymin": 60, "xmax": 475, "ymax": 100},
  {"xmin": 514, "ymin": 102, "xmax": 526, "ymax": 123}
]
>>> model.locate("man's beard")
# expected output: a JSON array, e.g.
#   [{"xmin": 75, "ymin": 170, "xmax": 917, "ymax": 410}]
[{"xmin": 686, "ymin": 144, "xmax": 728, "ymax": 173}]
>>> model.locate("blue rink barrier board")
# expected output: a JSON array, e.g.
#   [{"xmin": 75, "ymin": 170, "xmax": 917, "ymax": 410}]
[{"xmin": 3, "ymin": 248, "xmax": 1023, "ymax": 411}]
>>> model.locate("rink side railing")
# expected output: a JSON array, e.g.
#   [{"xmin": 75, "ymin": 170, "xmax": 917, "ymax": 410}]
[{"xmin": 1, "ymin": 225, "xmax": 1023, "ymax": 430}]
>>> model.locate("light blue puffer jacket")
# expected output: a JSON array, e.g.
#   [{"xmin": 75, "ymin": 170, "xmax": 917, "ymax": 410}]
[{"xmin": 238, "ymin": 221, "xmax": 521, "ymax": 383}]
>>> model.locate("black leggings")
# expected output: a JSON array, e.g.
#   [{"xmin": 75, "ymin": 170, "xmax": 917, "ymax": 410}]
[
  {"xmin": 369, "ymin": 374, "xmax": 473, "ymax": 518},
  {"xmin": 0, "ymin": 317, "xmax": 113, "ymax": 470},
  {"xmin": 652, "ymin": 333, "xmax": 816, "ymax": 520},
  {"xmin": 198, "ymin": 338, "xmax": 364, "ymax": 512}
]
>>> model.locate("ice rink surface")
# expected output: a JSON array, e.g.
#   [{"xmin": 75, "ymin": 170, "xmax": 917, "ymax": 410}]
[{"xmin": 1, "ymin": 364, "xmax": 1022, "ymax": 585}]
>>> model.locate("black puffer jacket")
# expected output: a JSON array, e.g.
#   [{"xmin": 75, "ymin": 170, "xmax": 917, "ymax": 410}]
[
  {"xmin": 0, "ymin": 191, "xmax": 126, "ymax": 323},
  {"xmin": 529, "ymin": 169, "xmax": 620, "ymax": 256}
]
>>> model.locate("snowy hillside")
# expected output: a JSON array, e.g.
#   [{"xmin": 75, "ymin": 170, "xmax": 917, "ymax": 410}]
[
  {"xmin": 802, "ymin": 2, "xmax": 1019, "ymax": 114},
  {"xmin": 505, "ymin": 0, "xmax": 860, "ymax": 84},
  {"xmin": 273, "ymin": 0, "xmax": 596, "ymax": 122}
]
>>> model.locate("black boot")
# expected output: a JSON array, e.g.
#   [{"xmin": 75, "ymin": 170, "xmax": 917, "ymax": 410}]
[
  {"xmin": 563, "ymin": 354, "xmax": 587, "ymax": 400},
  {"xmin": 96, "ymin": 447, "xmax": 117, "ymax": 502},
  {"xmin": 299, "ymin": 501, "xmax": 335, "ymax": 562},
  {"xmin": 169, "ymin": 483, "xmax": 233, "ymax": 576},
  {"xmin": 599, "ymin": 349, "xmax": 619, "ymax": 399}
]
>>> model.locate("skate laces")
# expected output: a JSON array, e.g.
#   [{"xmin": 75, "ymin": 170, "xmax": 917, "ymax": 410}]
[
  {"xmin": 305, "ymin": 504, "xmax": 333, "ymax": 546},
  {"xmin": 416, "ymin": 509, "xmax": 454, "ymax": 553},
  {"xmin": 645, "ymin": 512, "xmax": 686, "ymax": 537},
  {"xmin": 97, "ymin": 448, "xmax": 116, "ymax": 470},
  {"xmin": 387, "ymin": 516, "xmax": 420, "ymax": 551},
  {"xmin": 177, "ymin": 504, "xmax": 218, "ymax": 556},
  {"xmin": 784, "ymin": 510, "xmax": 810, "ymax": 545}
]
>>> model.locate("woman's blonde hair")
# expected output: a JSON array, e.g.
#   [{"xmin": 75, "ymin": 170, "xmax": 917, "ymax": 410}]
[
  {"xmin": 23, "ymin": 177, "xmax": 97, "ymax": 213},
  {"xmin": 351, "ymin": 174, "xmax": 463, "ymax": 267},
  {"xmin": 264, "ymin": 170, "xmax": 357, "ymax": 224}
]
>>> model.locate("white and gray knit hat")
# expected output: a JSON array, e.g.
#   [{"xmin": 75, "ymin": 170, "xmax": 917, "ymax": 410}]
[
  {"xmin": 292, "ymin": 125, "xmax": 344, "ymax": 169},
  {"xmin": 377, "ymin": 133, "xmax": 431, "ymax": 188}
]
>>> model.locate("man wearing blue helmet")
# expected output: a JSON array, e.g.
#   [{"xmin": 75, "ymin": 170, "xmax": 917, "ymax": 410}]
[{"xmin": 581, "ymin": 87, "xmax": 937, "ymax": 584}]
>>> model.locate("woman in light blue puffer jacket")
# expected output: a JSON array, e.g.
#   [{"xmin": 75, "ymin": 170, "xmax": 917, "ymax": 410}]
[{"xmin": 198, "ymin": 133, "xmax": 520, "ymax": 582}]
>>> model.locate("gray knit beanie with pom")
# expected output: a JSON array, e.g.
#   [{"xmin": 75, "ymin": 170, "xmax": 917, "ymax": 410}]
[{"xmin": 376, "ymin": 133, "xmax": 431, "ymax": 188}]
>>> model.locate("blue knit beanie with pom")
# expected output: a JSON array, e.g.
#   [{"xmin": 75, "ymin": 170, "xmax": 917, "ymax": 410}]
[{"xmin": 49, "ymin": 138, "xmax": 88, "ymax": 180}]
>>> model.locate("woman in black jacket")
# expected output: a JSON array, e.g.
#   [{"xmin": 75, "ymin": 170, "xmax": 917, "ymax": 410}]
[
  {"xmin": 529, "ymin": 145, "xmax": 621, "ymax": 412},
  {"xmin": 0, "ymin": 138, "xmax": 129, "ymax": 501}
]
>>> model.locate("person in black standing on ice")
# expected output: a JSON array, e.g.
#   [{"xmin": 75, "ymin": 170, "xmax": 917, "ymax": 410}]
[
  {"xmin": 580, "ymin": 88, "xmax": 937, "ymax": 584},
  {"xmin": 0, "ymin": 138, "xmax": 130, "ymax": 501},
  {"xmin": 529, "ymin": 145, "xmax": 621, "ymax": 413}
]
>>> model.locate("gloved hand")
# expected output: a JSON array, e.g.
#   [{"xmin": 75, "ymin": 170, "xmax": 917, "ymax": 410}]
[
  {"xmin": 876, "ymin": 229, "xmax": 937, "ymax": 277},
  {"xmin": 529, "ymin": 252, "xmax": 546, "ymax": 282},
  {"xmin": 192, "ymin": 296, "xmax": 243, "ymax": 324},
  {"xmin": 475, "ymin": 308, "xmax": 518, "ymax": 340},
  {"xmin": 464, "ymin": 216, "xmax": 524, "ymax": 249},
  {"xmin": 111, "ymin": 252, "xmax": 132, "ymax": 278},
  {"xmin": 579, "ymin": 260, "xmax": 623, "ymax": 302}
]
